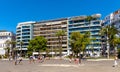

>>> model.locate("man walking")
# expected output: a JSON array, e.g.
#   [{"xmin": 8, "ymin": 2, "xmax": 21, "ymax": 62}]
[{"xmin": 113, "ymin": 54, "xmax": 118, "ymax": 67}]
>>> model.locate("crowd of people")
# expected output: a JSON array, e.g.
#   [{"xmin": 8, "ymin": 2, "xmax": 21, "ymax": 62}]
[
  {"xmin": 29, "ymin": 55, "xmax": 45, "ymax": 64},
  {"xmin": 6, "ymin": 54, "xmax": 46, "ymax": 65},
  {"xmin": 5, "ymin": 54, "xmax": 119, "ymax": 67}
]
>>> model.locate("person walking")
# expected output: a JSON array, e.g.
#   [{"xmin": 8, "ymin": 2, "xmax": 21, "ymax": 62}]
[
  {"xmin": 41, "ymin": 55, "xmax": 45, "ymax": 63},
  {"xmin": 69, "ymin": 55, "xmax": 72, "ymax": 63},
  {"xmin": 79, "ymin": 54, "xmax": 83, "ymax": 64},
  {"xmin": 18, "ymin": 56, "xmax": 23, "ymax": 64},
  {"xmin": 37, "ymin": 55, "xmax": 41, "ymax": 63},
  {"xmin": 29, "ymin": 55, "xmax": 33, "ymax": 64},
  {"xmin": 14, "ymin": 56, "xmax": 18, "ymax": 65},
  {"xmin": 113, "ymin": 55, "xmax": 118, "ymax": 67},
  {"xmin": 32, "ymin": 55, "xmax": 36, "ymax": 63},
  {"xmin": 9, "ymin": 56, "xmax": 12, "ymax": 62}
]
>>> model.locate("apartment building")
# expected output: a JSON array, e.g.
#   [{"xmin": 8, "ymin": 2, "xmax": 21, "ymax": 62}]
[
  {"xmin": 16, "ymin": 14, "xmax": 102, "ymax": 57},
  {"xmin": 102, "ymin": 9, "xmax": 120, "ymax": 55},
  {"xmin": 104, "ymin": 9, "xmax": 120, "ymax": 28},
  {"xmin": 68, "ymin": 14, "xmax": 102, "ymax": 56},
  {"xmin": 0, "ymin": 30, "xmax": 15, "ymax": 55},
  {"xmin": 33, "ymin": 18, "xmax": 68, "ymax": 55},
  {"xmin": 16, "ymin": 21, "xmax": 35, "ymax": 54}
]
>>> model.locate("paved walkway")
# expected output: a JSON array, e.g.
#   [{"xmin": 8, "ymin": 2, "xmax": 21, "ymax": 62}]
[{"xmin": 0, "ymin": 59, "xmax": 120, "ymax": 72}]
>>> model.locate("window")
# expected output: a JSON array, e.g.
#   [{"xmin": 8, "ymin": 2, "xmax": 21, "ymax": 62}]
[
  {"xmin": 9, "ymin": 33, "xmax": 11, "ymax": 36},
  {"xmin": 22, "ymin": 26, "xmax": 30, "ymax": 28},
  {"xmin": 93, "ymin": 21, "xmax": 100, "ymax": 24}
]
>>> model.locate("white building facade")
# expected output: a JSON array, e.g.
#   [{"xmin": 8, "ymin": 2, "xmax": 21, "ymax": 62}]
[
  {"xmin": 0, "ymin": 31, "xmax": 15, "ymax": 55},
  {"xmin": 16, "ymin": 21, "xmax": 35, "ymax": 55}
]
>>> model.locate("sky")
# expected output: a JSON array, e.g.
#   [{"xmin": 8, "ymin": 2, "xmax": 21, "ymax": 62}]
[{"xmin": 0, "ymin": 0, "xmax": 120, "ymax": 33}]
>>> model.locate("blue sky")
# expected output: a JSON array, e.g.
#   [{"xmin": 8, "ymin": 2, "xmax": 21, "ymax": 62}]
[{"xmin": 0, "ymin": 0, "xmax": 120, "ymax": 33}]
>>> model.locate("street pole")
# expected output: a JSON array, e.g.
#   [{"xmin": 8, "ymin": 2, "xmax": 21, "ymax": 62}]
[
  {"xmin": 107, "ymin": 28, "xmax": 109, "ymax": 59},
  {"xmin": 88, "ymin": 20, "xmax": 91, "ymax": 57},
  {"xmin": 51, "ymin": 23, "xmax": 53, "ymax": 58}
]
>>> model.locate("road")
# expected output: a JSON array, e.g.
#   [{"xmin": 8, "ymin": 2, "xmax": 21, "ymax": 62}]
[{"xmin": 0, "ymin": 59, "xmax": 120, "ymax": 72}]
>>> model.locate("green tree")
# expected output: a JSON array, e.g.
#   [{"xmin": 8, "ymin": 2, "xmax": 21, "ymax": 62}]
[
  {"xmin": 5, "ymin": 40, "xmax": 10, "ymax": 57},
  {"xmin": 45, "ymin": 48, "xmax": 50, "ymax": 57},
  {"xmin": 70, "ymin": 31, "xmax": 90, "ymax": 57},
  {"xmin": 28, "ymin": 36, "xmax": 47, "ymax": 55},
  {"xmin": 55, "ymin": 30, "xmax": 66, "ymax": 57},
  {"xmin": 90, "ymin": 37, "xmax": 96, "ymax": 56},
  {"xmin": 19, "ymin": 41, "xmax": 23, "ymax": 57},
  {"xmin": 117, "ymin": 48, "xmax": 120, "ymax": 58},
  {"xmin": 10, "ymin": 41, "xmax": 16, "ymax": 59},
  {"xmin": 110, "ymin": 35, "xmax": 120, "ymax": 55},
  {"xmin": 85, "ymin": 16, "xmax": 94, "ymax": 55},
  {"xmin": 5, "ymin": 40, "xmax": 16, "ymax": 58},
  {"xmin": 100, "ymin": 25, "xmax": 119, "ymax": 58}
]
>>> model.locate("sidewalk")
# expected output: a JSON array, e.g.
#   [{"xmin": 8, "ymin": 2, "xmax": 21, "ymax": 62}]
[
  {"xmin": 62, "ymin": 58, "xmax": 114, "ymax": 61},
  {"xmin": 87, "ymin": 58, "xmax": 114, "ymax": 61},
  {"xmin": 0, "ymin": 58, "xmax": 115, "ymax": 61},
  {"xmin": 0, "ymin": 58, "xmax": 29, "ymax": 60}
]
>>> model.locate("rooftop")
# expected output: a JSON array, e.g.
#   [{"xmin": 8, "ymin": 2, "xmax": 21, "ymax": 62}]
[{"xmin": 17, "ymin": 21, "xmax": 36, "ymax": 27}]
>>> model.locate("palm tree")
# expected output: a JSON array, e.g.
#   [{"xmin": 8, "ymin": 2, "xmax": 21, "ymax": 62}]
[
  {"xmin": 9, "ymin": 41, "xmax": 16, "ymax": 59},
  {"xmin": 100, "ymin": 25, "xmax": 119, "ymax": 58},
  {"xmin": 55, "ymin": 30, "xmax": 66, "ymax": 57},
  {"xmin": 4, "ymin": 47, "xmax": 10, "ymax": 58},
  {"xmin": 13, "ymin": 47, "xmax": 18, "ymax": 59},
  {"xmin": 5, "ymin": 40, "xmax": 16, "ymax": 58},
  {"xmin": 5, "ymin": 40, "xmax": 11, "ymax": 57},
  {"xmin": 85, "ymin": 16, "xmax": 94, "ymax": 56},
  {"xmin": 90, "ymin": 37, "xmax": 96, "ymax": 56},
  {"xmin": 110, "ymin": 35, "xmax": 120, "ymax": 56},
  {"xmin": 19, "ymin": 41, "xmax": 23, "ymax": 57}
]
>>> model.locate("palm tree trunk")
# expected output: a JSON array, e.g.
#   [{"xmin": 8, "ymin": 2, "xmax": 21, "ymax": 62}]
[
  {"xmin": 107, "ymin": 29, "xmax": 110, "ymax": 59},
  {"xmin": 60, "ymin": 36, "xmax": 63, "ymax": 57},
  {"xmin": 58, "ymin": 36, "xmax": 61, "ymax": 57},
  {"xmin": 60, "ymin": 37, "xmax": 62, "ymax": 57},
  {"xmin": 88, "ymin": 21, "xmax": 90, "ymax": 57},
  {"xmin": 20, "ymin": 45, "xmax": 22, "ymax": 57},
  {"xmin": 114, "ymin": 45, "xmax": 117, "ymax": 56}
]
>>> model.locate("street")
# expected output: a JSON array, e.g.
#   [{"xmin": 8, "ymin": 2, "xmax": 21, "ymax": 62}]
[{"xmin": 0, "ymin": 59, "xmax": 120, "ymax": 72}]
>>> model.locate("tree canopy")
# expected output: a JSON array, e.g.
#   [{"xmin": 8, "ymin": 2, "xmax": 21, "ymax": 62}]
[
  {"xmin": 28, "ymin": 36, "xmax": 47, "ymax": 54},
  {"xmin": 70, "ymin": 31, "xmax": 90, "ymax": 56},
  {"xmin": 5, "ymin": 40, "xmax": 16, "ymax": 58},
  {"xmin": 100, "ymin": 25, "xmax": 120, "ymax": 56},
  {"xmin": 55, "ymin": 30, "xmax": 66, "ymax": 56}
]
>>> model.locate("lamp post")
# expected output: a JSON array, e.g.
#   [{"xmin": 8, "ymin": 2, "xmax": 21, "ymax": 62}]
[
  {"xmin": 51, "ymin": 23, "xmax": 53, "ymax": 58},
  {"xmin": 107, "ymin": 28, "xmax": 109, "ymax": 59}
]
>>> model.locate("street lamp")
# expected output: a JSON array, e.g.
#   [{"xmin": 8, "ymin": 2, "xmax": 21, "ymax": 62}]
[
  {"xmin": 107, "ymin": 28, "xmax": 109, "ymax": 59},
  {"xmin": 51, "ymin": 23, "xmax": 53, "ymax": 57}
]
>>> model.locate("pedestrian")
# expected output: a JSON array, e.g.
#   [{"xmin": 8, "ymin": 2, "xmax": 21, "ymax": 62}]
[
  {"xmin": 14, "ymin": 56, "xmax": 17, "ymax": 65},
  {"xmin": 18, "ymin": 56, "xmax": 23, "ymax": 64},
  {"xmin": 74, "ymin": 57, "xmax": 79, "ymax": 64},
  {"xmin": 79, "ymin": 54, "xmax": 83, "ymax": 64},
  {"xmin": 69, "ymin": 55, "xmax": 72, "ymax": 63},
  {"xmin": 41, "ymin": 55, "xmax": 44, "ymax": 63},
  {"xmin": 29, "ymin": 55, "xmax": 33, "ymax": 64},
  {"xmin": 32, "ymin": 55, "xmax": 36, "ymax": 63},
  {"xmin": 9, "ymin": 56, "xmax": 12, "ymax": 61},
  {"xmin": 37, "ymin": 55, "xmax": 41, "ymax": 63},
  {"xmin": 113, "ymin": 54, "xmax": 118, "ymax": 67}
]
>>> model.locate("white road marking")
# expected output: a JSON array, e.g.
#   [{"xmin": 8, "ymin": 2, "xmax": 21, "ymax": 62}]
[{"xmin": 38, "ymin": 64, "xmax": 84, "ymax": 67}]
